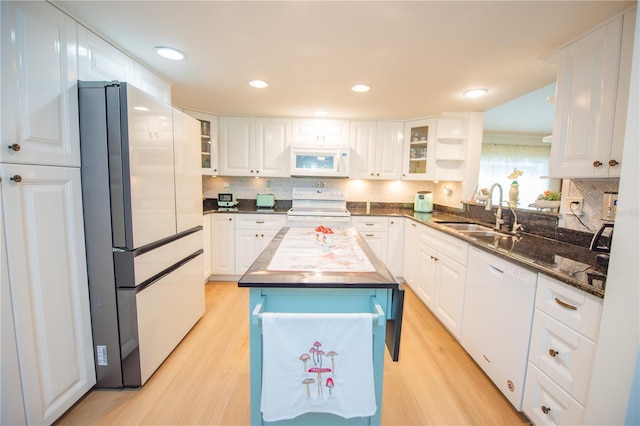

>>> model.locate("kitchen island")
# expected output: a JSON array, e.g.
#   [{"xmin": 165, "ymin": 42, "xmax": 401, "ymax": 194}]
[{"xmin": 238, "ymin": 227, "xmax": 402, "ymax": 426}]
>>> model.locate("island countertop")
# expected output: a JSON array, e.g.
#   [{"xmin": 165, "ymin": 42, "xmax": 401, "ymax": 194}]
[{"xmin": 238, "ymin": 227, "xmax": 399, "ymax": 289}]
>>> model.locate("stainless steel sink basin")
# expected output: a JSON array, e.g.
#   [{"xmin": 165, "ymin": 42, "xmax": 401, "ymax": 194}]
[
  {"xmin": 460, "ymin": 230, "xmax": 511, "ymax": 238},
  {"xmin": 437, "ymin": 222, "xmax": 493, "ymax": 232}
]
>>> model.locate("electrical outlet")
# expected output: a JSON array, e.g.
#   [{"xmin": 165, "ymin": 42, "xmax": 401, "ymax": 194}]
[{"xmin": 567, "ymin": 196, "xmax": 584, "ymax": 215}]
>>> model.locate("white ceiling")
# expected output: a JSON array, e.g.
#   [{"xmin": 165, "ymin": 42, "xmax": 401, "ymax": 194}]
[{"xmin": 55, "ymin": 1, "xmax": 635, "ymax": 133}]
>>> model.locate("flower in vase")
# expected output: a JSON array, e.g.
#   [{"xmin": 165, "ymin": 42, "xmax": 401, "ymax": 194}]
[{"xmin": 508, "ymin": 168, "xmax": 523, "ymax": 184}]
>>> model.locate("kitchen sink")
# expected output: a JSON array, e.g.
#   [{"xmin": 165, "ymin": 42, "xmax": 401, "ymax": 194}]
[
  {"xmin": 437, "ymin": 222, "xmax": 493, "ymax": 232},
  {"xmin": 460, "ymin": 230, "xmax": 511, "ymax": 238}
]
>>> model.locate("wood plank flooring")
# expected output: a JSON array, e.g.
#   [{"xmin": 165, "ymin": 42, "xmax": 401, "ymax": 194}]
[{"xmin": 56, "ymin": 282, "xmax": 529, "ymax": 425}]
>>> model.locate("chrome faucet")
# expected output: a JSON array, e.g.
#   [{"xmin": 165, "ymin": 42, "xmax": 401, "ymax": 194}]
[
  {"xmin": 502, "ymin": 201, "xmax": 524, "ymax": 234},
  {"xmin": 485, "ymin": 183, "xmax": 504, "ymax": 230}
]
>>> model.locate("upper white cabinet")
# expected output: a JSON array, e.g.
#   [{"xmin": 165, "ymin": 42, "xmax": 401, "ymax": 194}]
[
  {"xmin": 350, "ymin": 121, "xmax": 404, "ymax": 180},
  {"xmin": 432, "ymin": 116, "xmax": 468, "ymax": 181},
  {"xmin": 550, "ymin": 11, "xmax": 635, "ymax": 178},
  {"xmin": 134, "ymin": 62, "xmax": 172, "ymax": 104},
  {"xmin": 218, "ymin": 116, "xmax": 290, "ymax": 177},
  {"xmin": 292, "ymin": 119, "xmax": 350, "ymax": 146},
  {"xmin": 402, "ymin": 119, "xmax": 435, "ymax": 180},
  {"xmin": 78, "ymin": 25, "xmax": 136, "ymax": 82},
  {"xmin": 184, "ymin": 110, "xmax": 219, "ymax": 175},
  {"xmin": 1, "ymin": 1, "xmax": 80, "ymax": 167}
]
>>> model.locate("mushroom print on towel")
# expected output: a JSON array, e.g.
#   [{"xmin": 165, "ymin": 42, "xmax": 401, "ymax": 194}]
[
  {"xmin": 260, "ymin": 312, "xmax": 376, "ymax": 422},
  {"xmin": 300, "ymin": 341, "xmax": 338, "ymax": 397}
]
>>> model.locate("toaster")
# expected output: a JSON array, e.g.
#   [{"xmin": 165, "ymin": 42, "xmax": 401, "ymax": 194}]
[{"xmin": 256, "ymin": 193, "xmax": 276, "ymax": 209}]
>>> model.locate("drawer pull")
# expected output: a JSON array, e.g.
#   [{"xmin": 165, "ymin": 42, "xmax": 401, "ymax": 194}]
[
  {"xmin": 256, "ymin": 221, "xmax": 265, "ymax": 224},
  {"xmin": 365, "ymin": 223, "xmax": 375, "ymax": 226},
  {"xmin": 554, "ymin": 297, "xmax": 577, "ymax": 311},
  {"xmin": 541, "ymin": 405, "xmax": 551, "ymax": 415},
  {"xmin": 548, "ymin": 349, "xmax": 559, "ymax": 357},
  {"xmin": 365, "ymin": 234, "xmax": 375, "ymax": 237}
]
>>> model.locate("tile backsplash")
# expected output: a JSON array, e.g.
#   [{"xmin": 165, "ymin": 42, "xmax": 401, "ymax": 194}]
[{"xmin": 564, "ymin": 179, "xmax": 619, "ymax": 232}]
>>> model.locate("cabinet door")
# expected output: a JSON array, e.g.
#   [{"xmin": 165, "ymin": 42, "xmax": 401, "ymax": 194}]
[
  {"xmin": 255, "ymin": 118, "xmax": 291, "ymax": 177},
  {"xmin": 402, "ymin": 220, "xmax": 420, "ymax": 286},
  {"xmin": 550, "ymin": 18, "xmax": 622, "ymax": 178},
  {"xmin": 292, "ymin": 119, "xmax": 350, "ymax": 146},
  {"xmin": 416, "ymin": 241, "xmax": 437, "ymax": 309},
  {"xmin": 211, "ymin": 214, "xmax": 236, "ymax": 275},
  {"xmin": 359, "ymin": 232, "xmax": 389, "ymax": 264},
  {"xmin": 387, "ymin": 218, "xmax": 405, "ymax": 277},
  {"xmin": 133, "ymin": 61, "xmax": 171, "ymax": 104},
  {"xmin": 235, "ymin": 229, "xmax": 264, "ymax": 273},
  {"xmin": 1, "ymin": 164, "xmax": 95, "ymax": 425},
  {"xmin": 219, "ymin": 116, "xmax": 255, "ymax": 176},
  {"xmin": 433, "ymin": 255, "xmax": 466, "ymax": 339},
  {"xmin": 375, "ymin": 121, "xmax": 404, "ymax": 180},
  {"xmin": 1, "ymin": 1, "xmax": 80, "ymax": 167},
  {"xmin": 184, "ymin": 110, "xmax": 219, "ymax": 175},
  {"xmin": 77, "ymin": 25, "xmax": 135, "ymax": 82},
  {"xmin": 349, "ymin": 121, "xmax": 377, "ymax": 179},
  {"xmin": 402, "ymin": 119, "xmax": 434, "ymax": 180}
]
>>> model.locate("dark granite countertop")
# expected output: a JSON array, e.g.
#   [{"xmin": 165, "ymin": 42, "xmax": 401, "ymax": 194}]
[{"xmin": 204, "ymin": 200, "xmax": 605, "ymax": 298}]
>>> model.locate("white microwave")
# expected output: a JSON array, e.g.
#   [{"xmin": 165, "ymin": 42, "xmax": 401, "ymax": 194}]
[{"xmin": 290, "ymin": 147, "xmax": 350, "ymax": 177}]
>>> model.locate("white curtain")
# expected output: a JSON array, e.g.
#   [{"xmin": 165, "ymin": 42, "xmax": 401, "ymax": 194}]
[{"xmin": 478, "ymin": 144, "xmax": 556, "ymax": 207}]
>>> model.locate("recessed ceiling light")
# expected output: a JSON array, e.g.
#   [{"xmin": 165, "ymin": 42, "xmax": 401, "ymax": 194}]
[
  {"xmin": 314, "ymin": 110, "xmax": 329, "ymax": 116},
  {"xmin": 154, "ymin": 46, "xmax": 185, "ymax": 61},
  {"xmin": 351, "ymin": 84, "xmax": 370, "ymax": 93},
  {"xmin": 463, "ymin": 88, "xmax": 488, "ymax": 98},
  {"xmin": 249, "ymin": 80, "xmax": 269, "ymax": 89}
]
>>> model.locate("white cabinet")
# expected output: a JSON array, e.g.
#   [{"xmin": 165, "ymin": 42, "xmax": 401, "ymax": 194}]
[
  {"xmin": 173, "ymin": 108, "xmax": 203, "ymax": 233},
  {"xmin": 350, "ymin": 121, "xmax": 403, "ymax": 180},
  {"xmin": 432, "ymin": 116, "xmax": 468, "ymax": 181},
  {"xmin": 234, "ymin": 214, "xmax": 287, "ymax": 273},
  {"xmin": 78, "ymin": 25, "xmax": 136, "ymax": 82},
  {"xmin": 416, "ymin": 225, "xmax": 469, "ymax": 338},
  {"xmin": 210, "ymin": 213, "xmax": 236, "ymax": 275},
  {"xmin": 292, "ymin": 118, "xmax": 350, "ymax": 146},
  {"xmin": 219, "ymin": 116, "xmax": 291, "ymax": 177},
  {"xmin": 134, "ymin": 62, "xmax": 172, "ymax": 104},
  {"xmin": 402, "ymin": 119, "xmax": 435, "ymax": 180},
  {"xmin": 1, "ymin": 164, "xmax": 95, "ymax": 425},
  {"xmin": 387, "ymin": 217, "xmax": 405, "ymax": 277},
  {"xmin": 203, "ymin": 215, "xmax": 211, "ymax": 280},
  {"xmin": 1, "ymin": 1, "xmax": 80, "ymax": 167},
  {"xmin": 522, "ymin": 274, "xmax": 603, "ymax": 424},
  {"xmin": 184, "ymin": 110, "xmax": 219, "ymax": 175},
  {"xmin": 550, "ymin": 12, "xmax": 635, "ymax": 178},
  {"xmin": 461, "ymin": 248, "xmax": 537, "ymax": 410},
  {"xmin": 403, "ymin": 219, "xmax": 420, "ymax": 288}
]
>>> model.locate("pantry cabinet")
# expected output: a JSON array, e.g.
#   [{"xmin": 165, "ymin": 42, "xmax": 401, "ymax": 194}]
[
  {"xmin": 350, "ymin": 121, "xmax": 404, "ymax": 180},
  {"xmin": 1, "ymin": 0, "xmax": 80, "ymax": 167},
  {"xmin": 522, "ymin": 274, "xmax": 603, "ymax": 425},
  {"xmin": 218, "ymin": 116, "xmax": 291, "ymax": 177},
  {"xmin": 550, "ymin": 11, "xmax": 635, "ymax": 178}
]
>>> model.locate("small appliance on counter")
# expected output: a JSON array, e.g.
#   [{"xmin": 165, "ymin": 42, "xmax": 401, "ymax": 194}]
[
  {"xmin": 256, "ymin": 193, "xmax": 276, "ymax": 211},
  {"xmin": 601, "ymin": 191, "xmax": 618, "ymax": 221},
  {"xmin": 217, "ymin": 193, "xmax": 238, "ymax": 210},
  {"xmin": 414, "ymin": 191, "xmax": 433, "ymax": 213}
]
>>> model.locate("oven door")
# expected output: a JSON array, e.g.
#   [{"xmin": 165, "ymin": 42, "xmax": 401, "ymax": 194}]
[
  {"xmin": 286, "ymin": 214, "xmax": 351, "ymax": 228},
  {"xmin": 290, "ymin": 147, "xmax": 349, "ymax": 177}
]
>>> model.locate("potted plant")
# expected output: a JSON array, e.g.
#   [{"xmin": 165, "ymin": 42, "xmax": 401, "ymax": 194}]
[{"xmin": 535, "ymin": 190, "xmax": 561, "ymax": 210}]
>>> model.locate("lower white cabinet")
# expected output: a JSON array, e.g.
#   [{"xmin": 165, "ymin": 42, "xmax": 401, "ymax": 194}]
[
  {"xmin": 234, "ymin": 214, "xmax": 287, "ymax": 274},
  {"xmin": 352, "ymin": 216, "xmax": 405, "ymax": 277},
  {"xmin": 210, "ymin": 213, "xmax": 236, "ymax": 275},
  {"xmin": 402, "ymin": 219, "xmax": 420, "ymax": 287},
  {"xmin": 0, "ymin": 164, "xmax": 95, "ymax": 425},
  {"xmin": 522, "ymin": 274, "xmax": 603, "ymax": 424},
  {"xmin": 386, "ymin": 217, "xmax": 405, "ymax": 277}
]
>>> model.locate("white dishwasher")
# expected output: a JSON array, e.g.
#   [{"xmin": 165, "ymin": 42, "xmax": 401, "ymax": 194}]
[{"xmin": 461, "ymin": 247, "xmax": 538, "ymax": 411}]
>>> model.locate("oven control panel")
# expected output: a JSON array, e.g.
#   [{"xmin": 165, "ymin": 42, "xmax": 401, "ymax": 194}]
[{"xmin": 292, "ymin": 188, "xmax": 346, "ymax": 201}]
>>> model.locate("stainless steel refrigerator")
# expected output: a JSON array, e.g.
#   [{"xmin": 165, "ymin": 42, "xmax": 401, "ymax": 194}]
[{"xmin": 78, "ymin": 81, "xmax": 204, "ymax": 388}]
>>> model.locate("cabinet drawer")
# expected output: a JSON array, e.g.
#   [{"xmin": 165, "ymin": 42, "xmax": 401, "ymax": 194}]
[
  {"xmin": 234, "ymin": 214, "xmax": 287, "ymax": 230},
  {"xmin": 419, "ymin": 225, "xmax": 469, "ymax": 265},
  {"xmin": 536, "ymin": 275, "xmax": 603, "ymax": 340},
  {"xmin": 529, "ymin": 311, "xmax": 597, "ymax": 404},
  {"xmin": 523, "ymin": 363, "xmax": 585, "ymax": 426},
  {"xmin": 351, "ymin": 216, "xmax": 388, "ymax": 232}
]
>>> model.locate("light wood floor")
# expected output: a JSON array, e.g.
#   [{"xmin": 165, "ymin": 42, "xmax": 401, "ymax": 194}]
[{"xmin": 56, "ymin": 282, "xmax": 529, "ymax": 425}]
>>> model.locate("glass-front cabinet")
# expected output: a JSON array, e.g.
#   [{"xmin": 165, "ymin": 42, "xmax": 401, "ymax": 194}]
[
  {"xmin": 403, "ymin": 118, "xmax": 435, "ymax": 180},
  {"xmin": 184, "ymin": 110, "xmax": 218, "ymax": 175}
]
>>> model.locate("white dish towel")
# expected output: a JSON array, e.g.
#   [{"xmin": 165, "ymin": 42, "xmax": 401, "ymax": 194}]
[{"xmin": 260, "ymin": 312, "xmax": 377, "ymax": 422}]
